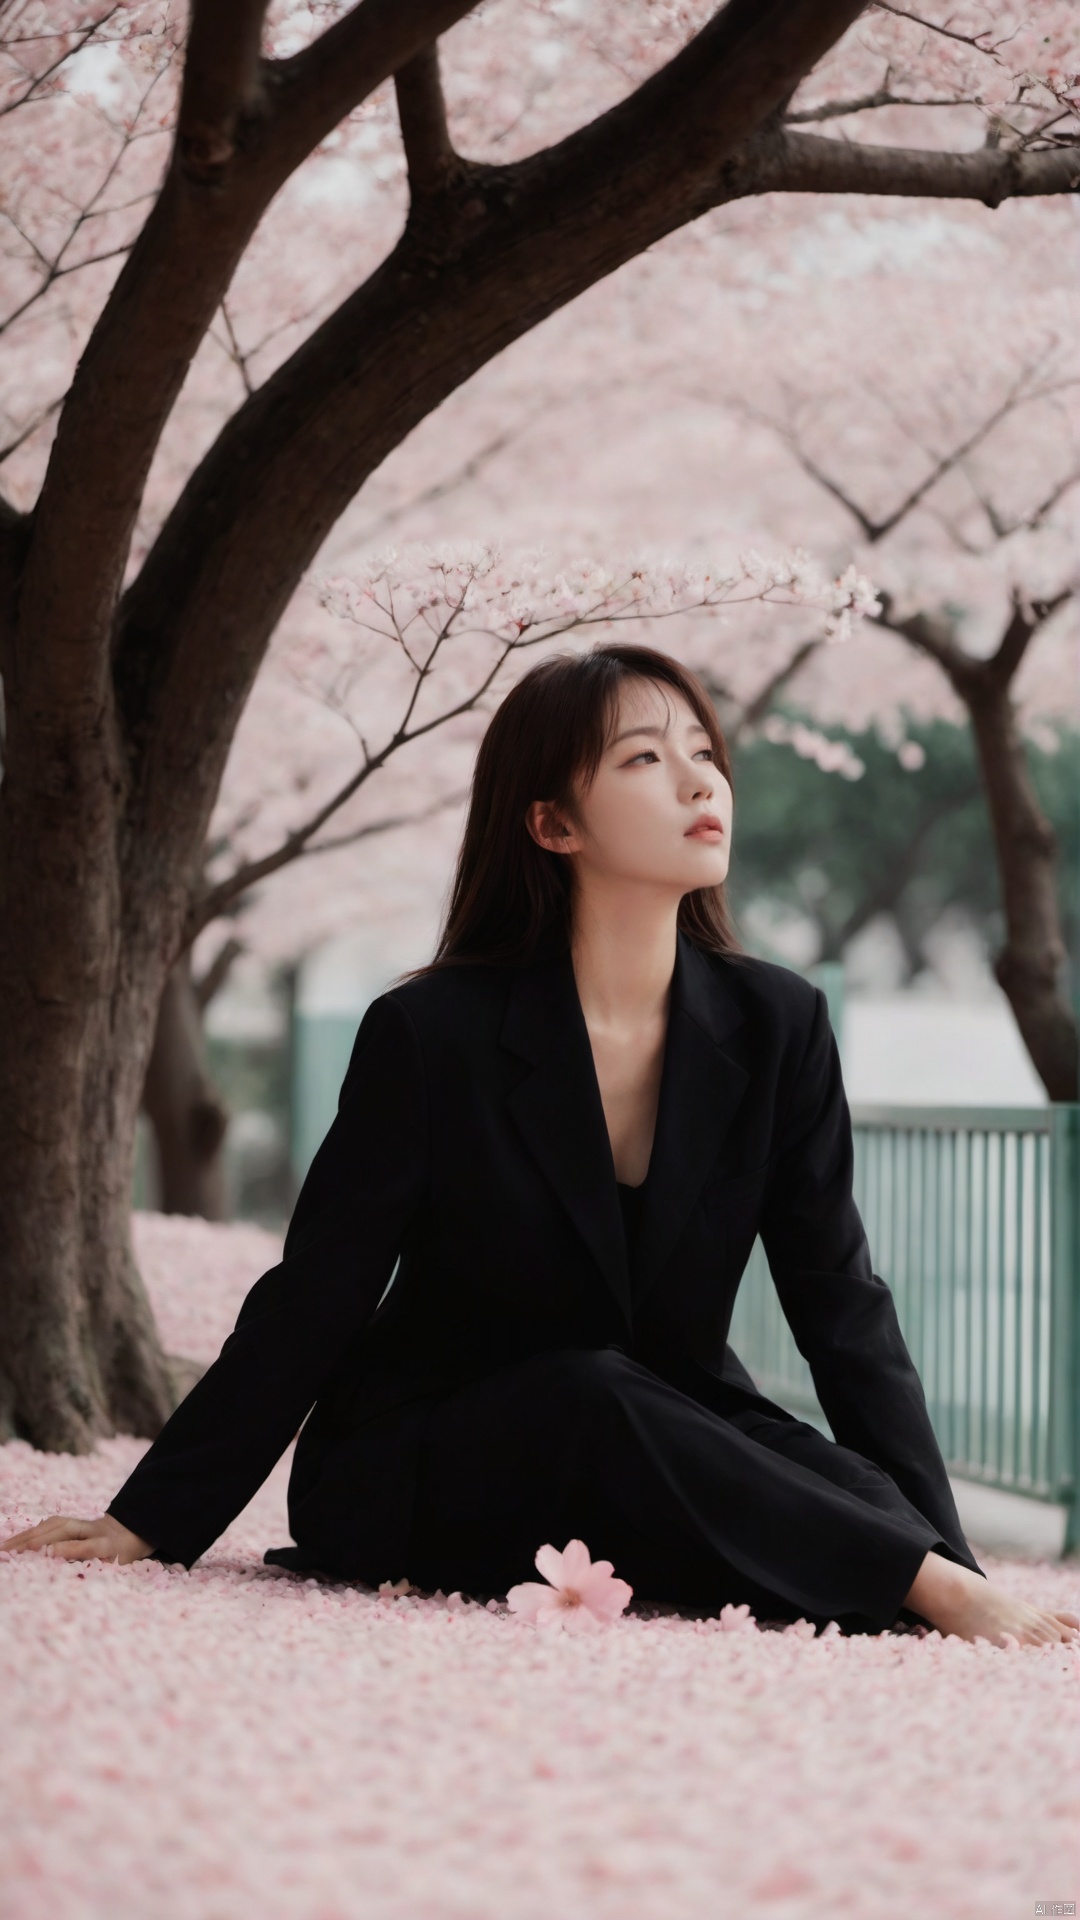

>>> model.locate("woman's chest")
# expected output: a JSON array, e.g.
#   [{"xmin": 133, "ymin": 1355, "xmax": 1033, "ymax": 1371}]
[{"xmin": 585, "ymin": 1017, "xmax": 667, "ymax": 1185}]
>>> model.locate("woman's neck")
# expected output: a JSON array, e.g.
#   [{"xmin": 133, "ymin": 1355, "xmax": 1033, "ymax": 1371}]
[{"xmin": 569, "ymin": 888, "xmax": 679, "ymax": 1035}]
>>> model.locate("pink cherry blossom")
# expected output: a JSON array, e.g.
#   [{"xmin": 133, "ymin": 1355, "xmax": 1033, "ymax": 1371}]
[{"xmin": 507, "ymin": 1538, "xmax": 633, "ymax": 1631}]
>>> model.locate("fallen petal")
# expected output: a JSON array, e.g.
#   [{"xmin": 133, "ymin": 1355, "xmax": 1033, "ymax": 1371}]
[
  {"xmin": 558, "ymin": 1539, "xmax": 594, "ymax": 1588},
  {"xmin": 533, "ymin": 1543, "xmax": 567, "ymax": 1589},
  {"xmin": 582, "ymin": 1575, "xmax": 633, "ymax": 1623},
  {"xmin": 507, "ymin": 1580, "xmax": 556, "ymax": 1622}
]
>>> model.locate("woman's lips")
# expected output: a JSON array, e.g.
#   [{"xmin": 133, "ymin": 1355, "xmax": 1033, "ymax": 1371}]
[{"xmin": 685, "ymin": 815, "xmax": 724, "ymax": 839}]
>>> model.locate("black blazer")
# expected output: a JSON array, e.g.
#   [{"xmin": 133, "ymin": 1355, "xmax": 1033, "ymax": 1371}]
[{"xmin": 108, "ymin": 931, "xmax": 979, "ymax": 1579}]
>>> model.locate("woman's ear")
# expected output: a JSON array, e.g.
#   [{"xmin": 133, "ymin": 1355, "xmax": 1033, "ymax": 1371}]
[{"xmin": 526, "ymin": 800, "xmax": 579, "ymax": 854}]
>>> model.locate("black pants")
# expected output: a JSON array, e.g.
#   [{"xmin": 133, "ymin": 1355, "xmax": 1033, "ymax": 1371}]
[{"xmin": 400, "ymin": 1347, "xmax": 948, "ymax": 1635}]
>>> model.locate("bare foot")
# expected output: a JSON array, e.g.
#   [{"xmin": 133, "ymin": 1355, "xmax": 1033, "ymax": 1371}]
[{"xmin": 905, "ymin": 1551, "xmax": 1080, "ymax": 1649}]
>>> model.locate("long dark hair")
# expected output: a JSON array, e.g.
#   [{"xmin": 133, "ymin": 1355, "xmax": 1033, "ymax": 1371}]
[{"xmin": 417, "ymin": 642, "xmax": 746, "ymax": 972}]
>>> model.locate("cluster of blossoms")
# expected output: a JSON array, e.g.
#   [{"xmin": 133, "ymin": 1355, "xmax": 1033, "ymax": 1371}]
[
  {"xmin": 797, "ymin": 1, "xmax": 1080, "ymax": 130},
  {"xmin": 315, "ymin": 544, "xmax": 880, "ymax": 654}
]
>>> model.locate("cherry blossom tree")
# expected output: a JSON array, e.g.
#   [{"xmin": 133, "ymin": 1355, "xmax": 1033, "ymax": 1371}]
[
  {"xmin": 682, "ymin": 226, "xmax": 1080, "ymax": 1097},
  {"xmin": 1, "ymin": 0, "xmax": 1078, "ymax": 1453},
  {"xmin": 770, "ymin": 381, "xmax": 1079, "ymax": 1099}
]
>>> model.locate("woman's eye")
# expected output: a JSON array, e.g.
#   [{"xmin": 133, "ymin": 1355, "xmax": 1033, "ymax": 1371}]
[{"xmin": 624, "ymin": 746, "xmax": 713, "ymax": 765}]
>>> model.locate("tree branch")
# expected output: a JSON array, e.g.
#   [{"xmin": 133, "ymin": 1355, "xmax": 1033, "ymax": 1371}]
[
  {"xmin": 16, "ymin": 0, "xmax": 483, "ymax": 721},
  {"xmin": 871, "ymin": 594, "xmax": 972, "ymax": 682},
  {"xmin": 216, "ymin": 299, "xmax": 256, "ymax": 398},
  {"xmin": 0, "ymin": 7, "xmax": 122, "ymax": 119},
  {"xmin": 748, "ymin": 362, "xmax": 1074, "ymax": 545},
  {"xmin": 117, "ymin": 0, "xmax": 871, "ymax": 842},
  {"xmin": 189, "ymin": 788, "xmax": 466, "ymax": 940},
  {"xmin": 754, "ymin": 426, "xmax": 884, "ymax": 541},
  {"xmin": 0, "ymin": 399, "xmax": 63, "ymax": 469},
  {"xmin": 872, "ymin": 585, "xmax": 1073, "ymax": 707},
  {"xmin": 192, "ymin": 934, "xmax": 245, "ymax": 1010},
  {"xmin": 784, "ymin": 88, "xmax": 963, "ymax": 122},
  {"xmin": 723, "ymin": 635, "xmax": 824, "ymax": 740},
  {"xmin": 988, "ymin": 588, "xmax": 1072, "ymax": 690},
  {"xmin": 753, "ymin": 127, "xmax": 1080, "ymax": 205},
  {"xmin": 354, "ymin": 423, "xmax": 524, "ymax": 541},
  {"xmin": 176, "ymin": 0, "xmax": 269, "ymax": 185},
  {"xmin": 395, "ymin": 43, "xmax": 461, "ymax": 197},
  {"xmin": 971, "ymin": 465, "xmax": 1080, "ymax": 544},
  {"xmin": 0, "ymin": 69, "xmax": 166, "ymax": 340},
  {"xmin": 269, "ymin": 0, "xmax": 480, "ymax": 168},
  {"xmin": 871, "ymin": 3, "xmax": 1005, "ymax": 58},
  {"xmin": 299, "ymin": 785, "xmax": 469, "ymax": 858},
  {"xmin": 819, "ymin": 779, "xmax": 983, "ymax": 962}
]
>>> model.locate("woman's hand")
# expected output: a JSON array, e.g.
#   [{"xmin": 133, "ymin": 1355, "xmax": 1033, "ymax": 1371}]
[{"xmin": 1, "ymin": 1513, "xmax": 154, "ymax": 1564}]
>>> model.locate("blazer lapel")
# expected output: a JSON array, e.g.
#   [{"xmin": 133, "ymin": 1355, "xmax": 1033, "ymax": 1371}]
[
  {"xmin": 632, "ymin": 934, "xmax": 750, "ymax": 1309},
  {"xmin": 501, "ymin": 945, "xmax": 632, "ymax": 1326},
  {"xmin": 500, "ymin": 932, "xmax": 750, "ymax": 1326}
]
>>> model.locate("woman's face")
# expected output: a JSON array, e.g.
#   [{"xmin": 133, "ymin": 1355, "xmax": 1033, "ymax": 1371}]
[{"xmin": 528, "ymin": 678, "xmax": 733, "ymax": 897}]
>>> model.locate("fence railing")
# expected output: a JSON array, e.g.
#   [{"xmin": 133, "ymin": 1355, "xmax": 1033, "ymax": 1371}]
[{"xmin": 728, "ymin": 1101, "xmax": 1080, "ymax": 1550}]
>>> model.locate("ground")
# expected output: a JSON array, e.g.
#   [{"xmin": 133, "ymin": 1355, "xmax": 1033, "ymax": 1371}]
[{"xmin": 1, "ymin": 1215, "xmax": 1077, "ymax": 1920}]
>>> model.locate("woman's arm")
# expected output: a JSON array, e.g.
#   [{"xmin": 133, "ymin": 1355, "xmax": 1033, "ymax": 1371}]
[
  {"xmin": 17, "ymin": 993, "xmax": 429, "ymax": 1572},
  {"xmin": 758, "ymin": 987, "xmax": 982, "ymax": 1576}
]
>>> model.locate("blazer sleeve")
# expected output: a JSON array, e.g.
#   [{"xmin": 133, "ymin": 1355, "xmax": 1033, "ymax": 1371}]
[
  {"xmin": 106, "ymin": 992, "xmax": 428, "ymax": 1569},
  {"xmin": 758, "ymin": 987, "xmax": 983, "ymax": 1577}
]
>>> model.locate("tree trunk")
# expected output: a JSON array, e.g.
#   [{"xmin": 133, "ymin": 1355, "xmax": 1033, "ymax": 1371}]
[
  {"xmin": 0, "ymin": 709, "xmax": 180, "ymax": 1450},
  {"xmin": 815, "ymin": 784, "xmax": 983, "ymax": 967},
  {"xmin": 877, "ymin": 599, "xmax": 1079, "ymax": 1102},
  {"xmin": 142, "ymin": 954, "xmax": 230, "ymax": 1219},
  {"xmin": 966, "ymin": 683, "xmax": 1078, "ymax": 1101}
]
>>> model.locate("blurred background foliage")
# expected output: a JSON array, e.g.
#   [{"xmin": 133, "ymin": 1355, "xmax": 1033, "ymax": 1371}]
[{"xmin": 728, "ymin": 714, "xmax": 1078, "ymax": 987}]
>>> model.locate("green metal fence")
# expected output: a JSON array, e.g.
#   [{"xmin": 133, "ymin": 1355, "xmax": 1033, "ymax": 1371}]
[{"xmin": 728, "ymin": 1101, "xmax": 1080, "ymax": 1551}]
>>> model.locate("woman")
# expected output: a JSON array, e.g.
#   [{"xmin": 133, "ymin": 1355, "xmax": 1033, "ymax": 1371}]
[{"xmin": 6, "ymin": 644, "xmax": 1077, "ymax": 1648}]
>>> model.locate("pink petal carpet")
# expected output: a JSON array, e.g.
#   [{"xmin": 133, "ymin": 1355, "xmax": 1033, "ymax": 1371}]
[{"xmin": 1, "ymin": 1213, "xmax": 1077, "ymax": 1920}]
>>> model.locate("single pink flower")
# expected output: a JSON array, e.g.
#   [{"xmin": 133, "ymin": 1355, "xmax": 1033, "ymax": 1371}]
[{"xmin": 506, "ymin": 1539, "xmax": 633, "ymax": 1631}]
